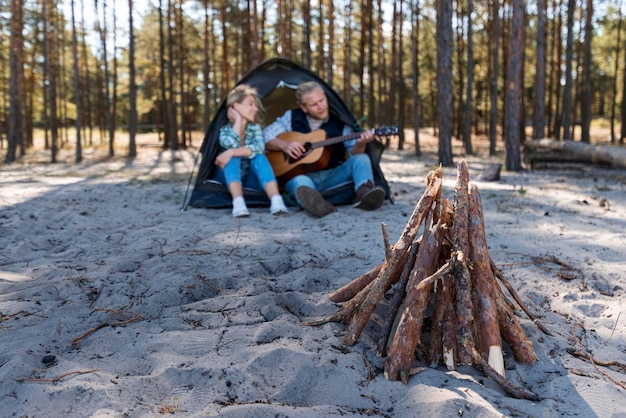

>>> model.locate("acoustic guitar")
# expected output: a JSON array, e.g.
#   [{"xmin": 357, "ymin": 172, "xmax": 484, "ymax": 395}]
[{"xmin": 266, "ymin": 126, "xmax": 398, "ymax": 183}]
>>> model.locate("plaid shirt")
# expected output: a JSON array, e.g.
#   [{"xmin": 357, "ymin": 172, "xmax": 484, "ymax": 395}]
[{"xmin": 219, "ymin": 123, "xmax": 266, "ymax": 157}]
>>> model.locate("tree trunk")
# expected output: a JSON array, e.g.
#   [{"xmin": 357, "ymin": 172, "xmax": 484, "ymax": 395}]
[
  {"xmin": 5, "ymin": 0, "xmax": 25, "ymax": 163},
  {"xmin": 610, "ymin": 6, "xmax": 622, "ymax": 144},
  {"xmin": 437, "ymin": 0, "xmax": 453, "ymax": 166},
  {"xmin": 562, "ymin": 0, "xmax": 575, "ymax": 140},
  {"xmin": 412, "ymin": 0, "xmax": 421, "ymax": 156},
  {"xmin": 128, "ymin": 0, "xmax": 137, "ymax": 158},
  {"xmin": 504, "ymin": 0, "xmax": 524, "ymax": 171},
  {"xmin": 488, "ymin": 0, "xmax": 500, "ymax": 156},
  {"xmin": 533, "ymin": 0, "xmax": 546, "ymax": 140},
  {"xmin": 580, "ymin": 0, "xmax": 593, "ymax": 144},
  {"xmin": 524, "ymin": 138, "xmax": 626, "ymax": 169},
  {"xmin": 464, "ymin": 0, "xmax": 474, "ymax": 154},
  {"xmin": 71, "ymin": 0, "xmax": 83, "ymax": 162}
]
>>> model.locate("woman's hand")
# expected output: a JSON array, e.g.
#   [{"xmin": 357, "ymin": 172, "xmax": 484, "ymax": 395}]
[
  {"xmin": 227, "ymin": 107, "xmax": 241, "ymax": 124},
  {"xmin": 215, "ymin": 149, "xmax": 233, "ymax": 169}
]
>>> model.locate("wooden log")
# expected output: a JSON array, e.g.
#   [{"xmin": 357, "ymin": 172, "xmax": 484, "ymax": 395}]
[
  {"xmin": 468, "ymin": 184, "xmax": 504, "ymax": 377},
  {"xmin": 427, "ymin": 276, "xmax": 446, "ymax": 367},
  {"xmin": 441, "ymin": 277, "xmax": 458, "ymax": 370},
  {"xmin": 451, "ymin": 161, "xmax": 475, "ymax": 365},
  {"xmin": 524, "ymin": 138, "xmax": 626, "ymax": 168},
  {"xmin": 340, "ymin": 170, "xmax": 443, "ymax": 346},
  {"xmin": 328, "ymin": 264, "xmax": 382, "ymax": 303},
  {"xmin": 385, "ymin": 213, "xmax": 446, "ymax": 382},
  {"xmin": 376, "ymin": 239, "xmax": 421, "ymax": 356},
  {"xmin": 495, "ymin": 293, "xmax": 539, "ymax": 365},
  {"xmin": 469, "ymin": 347, "xmax": 540, "ymax": 401}
]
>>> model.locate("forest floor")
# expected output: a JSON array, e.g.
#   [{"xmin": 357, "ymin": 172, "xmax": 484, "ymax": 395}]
[{"xmin": 1, "ymin": 126, "xmax": 625, "ymax": 417}]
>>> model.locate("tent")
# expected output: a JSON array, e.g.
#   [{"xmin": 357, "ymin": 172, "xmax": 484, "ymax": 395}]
[{"xmin": 183, "ymin": 57, "xmax": 392, "ymax": 210}]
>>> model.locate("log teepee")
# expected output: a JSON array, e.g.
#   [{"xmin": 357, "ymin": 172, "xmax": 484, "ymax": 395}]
[{"xmin": 305, "ymin": 161, "xmax": 550, "ymax": 400}]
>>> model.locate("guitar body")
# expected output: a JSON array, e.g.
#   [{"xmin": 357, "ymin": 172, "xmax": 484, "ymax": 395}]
[
  {"xmin": 265, "ymin": 126, "xmax": 398, "ymax": 184},
  {"xmin": 266, "ymin": 130, "xmax": 335, "ymax": 184}
]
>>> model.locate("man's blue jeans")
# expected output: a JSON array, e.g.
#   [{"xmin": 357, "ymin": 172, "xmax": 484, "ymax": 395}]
[
  {"xmin": 215, "ymin": 154, "xmax": 276, "ymax": 191},
  {"xmin": 285, "ymin": 153, "xmax": 374, "ymax": 205}
]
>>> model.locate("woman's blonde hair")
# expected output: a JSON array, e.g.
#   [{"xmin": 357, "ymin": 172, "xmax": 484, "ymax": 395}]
[{"xmin": 226, "ymin": 84, "xmax": 265, "ymax": 123}]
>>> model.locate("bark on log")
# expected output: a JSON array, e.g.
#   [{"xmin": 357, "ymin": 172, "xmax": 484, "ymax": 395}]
[
  {"xmin": 376, "ymin": 240, "xmax": 420, "ymax": 356},
  {"xmin": 524, "ymin": 138, "xmax": 626, "ymax": 168},
  {"xmin": 341, "ymin": 170, "xmax": 443, "ymax": 346},
  {"xmin": 441, "ymin": 279, "xmax": 458, "ymax": 370},
  {"xmin": 452, "ymin": 161, "xmax": 475, "ymax": 365},
  {"xmin": 328, "ymin": 264, "xmax": 382, "ymax": 303},
  {"xmin": 385, "ymin": 213, "xmax": 446, "ymax": 382},
  {"xmin": 468, "ymin": 184, "xmax": 505, "ymax": 376}
]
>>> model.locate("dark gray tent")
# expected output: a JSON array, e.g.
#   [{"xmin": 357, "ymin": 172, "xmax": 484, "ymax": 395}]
[{"xmin": 184, "ymin": 57, "xmax": 392, "ymax": 209}]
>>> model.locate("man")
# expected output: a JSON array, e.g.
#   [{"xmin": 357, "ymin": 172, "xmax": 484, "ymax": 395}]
[{"xmin": 263, "ymin": 81, "xmax": 385, "ymax": 217}]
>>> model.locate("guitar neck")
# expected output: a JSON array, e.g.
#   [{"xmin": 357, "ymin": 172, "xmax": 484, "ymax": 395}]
[{"xmin": 310, "ymin": 131, "xmax": 366, "ymax": 150}]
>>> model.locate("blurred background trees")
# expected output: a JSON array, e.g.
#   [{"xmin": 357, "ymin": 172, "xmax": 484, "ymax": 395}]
[{"xmin": 0, "ymin": 0, "xmax": 624, "ymax": 170}]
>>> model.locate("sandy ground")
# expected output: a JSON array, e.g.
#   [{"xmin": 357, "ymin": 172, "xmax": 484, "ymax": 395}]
[{"xmin": 1, "ymin": 133, "xmax": 625, "ymax": 417}]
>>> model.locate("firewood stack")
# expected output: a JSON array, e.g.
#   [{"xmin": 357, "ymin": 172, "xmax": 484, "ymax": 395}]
[{"xmin": 305, "ymin": 161, "xmax": 547, "ymax": 400}]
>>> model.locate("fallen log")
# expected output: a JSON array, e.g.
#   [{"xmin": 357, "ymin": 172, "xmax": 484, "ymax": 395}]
[
  {"xmin": 524, "ymin": 138, "xmax": 626, "ymax": 168},
  {"xmin": 304, "ymin": 161, "xmax": 544, "ymax": 400}
]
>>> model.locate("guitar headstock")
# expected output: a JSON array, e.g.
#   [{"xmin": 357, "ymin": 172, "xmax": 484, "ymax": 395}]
[{"xmin": 373, "ymin": 126, "xmax": 399, "ymax": 136}]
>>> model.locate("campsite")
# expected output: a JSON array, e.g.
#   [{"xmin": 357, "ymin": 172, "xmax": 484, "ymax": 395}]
[{"xmin": 2, "ymin": 119, "xmax": 626, "ymax": 416}]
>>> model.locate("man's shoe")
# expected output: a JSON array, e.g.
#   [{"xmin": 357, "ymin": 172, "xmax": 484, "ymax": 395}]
[
  {"xmin": 295, "ymin": 186, "xmax": 337, "ymax": 218},
  {"xmin": 353, "ymin": 180, "xmax": 385, "ymax": 210}
]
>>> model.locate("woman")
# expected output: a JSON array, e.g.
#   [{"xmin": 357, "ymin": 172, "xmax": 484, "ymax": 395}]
[{"xmin": 215, "ymin": 84, "xmax": 288, "ymax": 217}]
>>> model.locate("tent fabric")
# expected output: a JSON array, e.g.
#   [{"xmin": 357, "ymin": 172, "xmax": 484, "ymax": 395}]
[{"xmin": 185, "ymin": 57, "xmax": 392, "ymax": 209}]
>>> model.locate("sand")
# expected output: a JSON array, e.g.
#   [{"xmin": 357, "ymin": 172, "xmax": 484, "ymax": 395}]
[{"xmin": 1, "ymin": 138, "xmax": 625, "ymax": 417}]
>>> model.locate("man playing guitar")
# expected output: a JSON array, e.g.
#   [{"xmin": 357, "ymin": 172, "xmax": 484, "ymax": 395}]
[{"xmin": 263, "ymin": 81, "xmax": 385, "ymax": 217}]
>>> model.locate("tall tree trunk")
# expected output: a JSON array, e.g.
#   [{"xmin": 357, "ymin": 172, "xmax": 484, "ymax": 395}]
[
  {"xmin": 326, "ymin": 0, "xmax": 334, "ymax": 85},
  {"xmin": 436, "ymin": 0, "xmax": 453, "ymax": 166},
  {"xmin": 158, "ymin": 0, "xmax": 168, "ymax": 144},
  {"xmin": 397, "ymin": 0, "xmax": 405, "ymax": 150},
  {"xmin": 610, "ymin": 3, "xmax": 622, "ymax": 143},
  {"xmin": 463, "ymin": 0, "xmax": 474, "ymax": 154},
  {"xmin": 178, "ymin": 0, "xmax": 186, "ymax": 148},
  {"xmin": 533, "ymin": 0, "xmax": 546, "ymax": 140},
  {"xmin": 303, "ymin": 0, "xmax": 312, "ymax": 69},
  {"xmin": 167, "ymin": 0, "xmax": 179, "ymax": 150},
  {"xmin": 317, "ymin": 1, "xmax": 325, "ymax": 75},
  {"xmin": 489, "ymin": 0, "xmax": 500, "ymax": 156},
  {"xmin": 80, "ymin": 0, "xmax": 93, "ymax": 145},
  {"xmin": 343, "ymin": 2, "xmax": 353, "ymax": 107},
  {"xmin": 562, "ymin": 0, "xmax": 575, "ymax": 140},
  {"xmin": 366, "ymin": 0, "xmax": 375, "ymax": 124},
  {"xmin": 5, "ymin": 0, "xmax": 25, "ymax": 163},
  {"xmin": 504, "ymin": 0, "xmax": 524, "ymax": 171},
  {"xmin": 552, "ymin": 0, "xmax": 564, "ymax": 139},
  {"xmin": 580, "ymin": 0, "xmax": 592, "ymax": 143},
  {"xmin": 202, "ymin": 0, "xmax": 211, "ymax": 131},
  {"xmin": 128, "ymin": 0, "xmax": 137, "ymax": 158},
  {"xmin": 44, "ymin": 0, "xmax": 59, "ymax": 163},
  {"xmin": 412, "ymin": 0, "xmax": 421, "ymax": 156},
  {"xmin": 71, "ymin": 0, "xmax": 83, "ymax": 162},
  {"xmin": 110, "ymin": 1, "xmax": 118, "ymax": 155}
]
